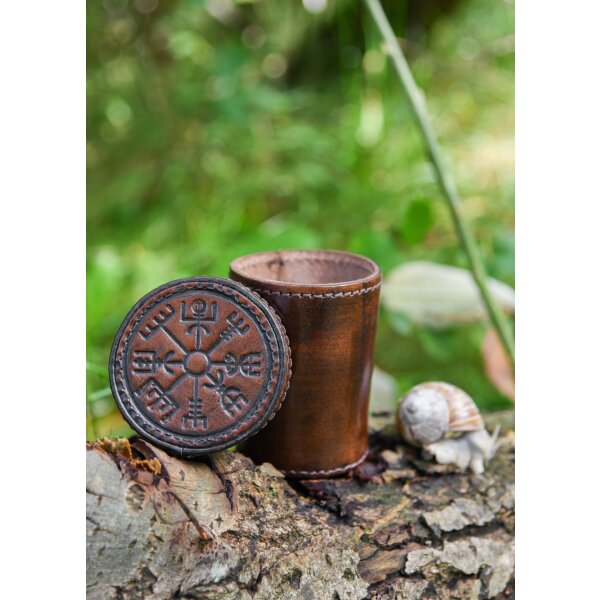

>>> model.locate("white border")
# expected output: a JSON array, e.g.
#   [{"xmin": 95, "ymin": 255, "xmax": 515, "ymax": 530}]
[
  {"xmin": 1, "ymin": 0, "xmax": 599, "ymax": 594},
  {"xmin": 517, "ymin": 0, "xmax": 600, "ymax": 595},
  {"xmin": 0, "ymin": 1, "xmax": 85, "ymax": 596}
]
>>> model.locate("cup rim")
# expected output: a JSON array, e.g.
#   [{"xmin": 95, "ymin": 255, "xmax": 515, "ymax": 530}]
[{"xmin": 229, "ymin": 249, "xmax": 381, "ymax": 292}]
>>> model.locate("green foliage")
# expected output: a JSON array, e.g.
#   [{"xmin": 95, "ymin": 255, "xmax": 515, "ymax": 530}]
[
  {"xmin": 87, "ymin": 0, "xmax": 514, "ymax": 439},
  {"xmin": 399, "ymin": 199, "xmax": 434, "ymax": 245}
]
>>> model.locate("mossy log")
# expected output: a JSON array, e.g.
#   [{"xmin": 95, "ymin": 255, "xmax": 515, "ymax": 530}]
[{"xmin": 86, "ymin": 416, "xmax": 514, "ymax": 599}]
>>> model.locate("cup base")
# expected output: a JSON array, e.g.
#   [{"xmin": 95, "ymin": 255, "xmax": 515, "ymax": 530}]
[{"xmin": 279, "ymin": 448, "xmax": 369, "ymax": 479}]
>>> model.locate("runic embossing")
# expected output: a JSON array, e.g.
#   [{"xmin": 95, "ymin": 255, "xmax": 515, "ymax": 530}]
[
  {"xmin": 213, "ymin": 352, "xmax": 263, "ymax": 377},
  {"xmin": 132, "ymin": 350, "xmax": 182, "ymax": 375},
  {"xmin": 219, "ymin": 311, "xmax": 250, "ymax": 342},
  {"xmin": 135, "ymin": 379, "xmax": 179, "ymax": 422},
  {"xmin": 182, "ymin": 412, "xmax": 208, "ymax": 430},
  {"xmin": 180, "ymin": 299, "xmax": 218, "ymax": 323},
  {"xmin": 180, "ymin": 299, "xmax": 218, "ymax": 348},
  {"xmin": 182, "ymin": 377, "xmax": 208, "ymax": 430},
  {"xmin": 239, "ymin": 352, "xmax": 262, "ymax": 377},
  {"xmin": 139, "ymin": 304, "xmax": 176, "ymax": 339},
  {"xmin": 128, "ymin": 294, "xmax": 269, "ymax": 434},
  {"xmin": 205, "ymin": 371, "xmax": 249, "ymax": 417}
]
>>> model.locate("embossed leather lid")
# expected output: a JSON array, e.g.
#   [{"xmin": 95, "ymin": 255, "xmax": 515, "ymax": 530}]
[{"xmin": 110, "ymin": 277, "xmax": 291, "ymax": 457}]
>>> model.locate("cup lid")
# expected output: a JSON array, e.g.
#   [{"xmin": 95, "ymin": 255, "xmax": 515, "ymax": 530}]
[{"xmin": 109, "ymin": 277, "xmax": 291, "ymax": 457}]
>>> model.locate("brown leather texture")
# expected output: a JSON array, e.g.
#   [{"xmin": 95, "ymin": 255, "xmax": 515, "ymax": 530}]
[
  {"xmin": 110, "ymin": 277, "xmax": 291, "ymax": 457},
  {"xmin": 230, "ymin": 250, "xmax": 381, "ymax": 478}
]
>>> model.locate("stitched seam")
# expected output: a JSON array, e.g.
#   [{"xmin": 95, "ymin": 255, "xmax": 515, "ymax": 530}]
[
  {"xmin": 281, "ymin": 449, "xmax": 369, "ymax": 478},
  {"xmin": 249, "ymin": 282, "xmax": 381, "ymax": 299}
]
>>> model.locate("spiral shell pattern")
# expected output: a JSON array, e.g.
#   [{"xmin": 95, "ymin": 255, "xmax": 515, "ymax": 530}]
[{"xmin": 396, "ymin": 381, "xmax": 484, "ymax": 446}]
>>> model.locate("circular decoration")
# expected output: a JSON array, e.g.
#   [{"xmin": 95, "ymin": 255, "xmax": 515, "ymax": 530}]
[{"xmin": 110, "ymin": 277, "xmax": 291, "ymax": 456}]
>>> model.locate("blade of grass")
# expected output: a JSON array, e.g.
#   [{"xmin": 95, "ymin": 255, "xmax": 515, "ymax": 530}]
[
  {"xmin": 363, "ymin": 0, "xmax": 515, "ymax": 364},
  {"xmin": 86, "ymin": 381, "xmax": 99, "ymax": 440},
  {"xmin": 87, "ymin": 361, "xmax": 109, "ymax": 379},
  {"xmin": 89, "ymin": 387, "xmax": 113, "ymax": 402},
  {"xmin": 86, "ymin": 362, "xmax": 109, "ymax": 440}
]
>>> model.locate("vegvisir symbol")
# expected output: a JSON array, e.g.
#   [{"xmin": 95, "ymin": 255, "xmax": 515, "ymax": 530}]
[{"xmin": 131, "ymin": 299, "xmax": 265, "ymax": 432}]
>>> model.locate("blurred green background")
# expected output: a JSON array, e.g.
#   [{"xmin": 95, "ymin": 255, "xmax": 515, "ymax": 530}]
[{"xmin": 87, "ymin": 0, "xmax": 514, "ymax": 439}]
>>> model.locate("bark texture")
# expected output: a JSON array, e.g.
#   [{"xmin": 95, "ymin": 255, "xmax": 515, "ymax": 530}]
[{"xmin": 87, "ymin": 419, "xmax": 514, "ymax": 599}]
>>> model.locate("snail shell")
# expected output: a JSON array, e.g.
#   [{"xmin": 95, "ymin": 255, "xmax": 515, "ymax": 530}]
[{"xmin": 396, "ymin": 382, "xmax": 484, "ymax": 447}]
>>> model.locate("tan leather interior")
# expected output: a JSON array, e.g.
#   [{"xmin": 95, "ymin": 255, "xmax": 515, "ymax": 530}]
[{"xmin": 231, "ymin": 250, "xmax": 377, "ymax": 285}]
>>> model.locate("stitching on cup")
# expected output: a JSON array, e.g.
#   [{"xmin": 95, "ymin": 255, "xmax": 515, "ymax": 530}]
[
  {"xmin": 281, "ymin": 449, "xmax": 369, "ymax": 478},
  {"xmin": 249, "ymin": 282, "xmax": 381, "ymax": 299}
]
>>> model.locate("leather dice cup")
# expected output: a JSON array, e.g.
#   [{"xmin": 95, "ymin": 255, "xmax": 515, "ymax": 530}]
[
  {"xmin": 230, "ymin": 250, "xmax": 382, "ymax": 478},
  {"xmin": 110, "ymin": 250, "xmax": 381, "ymax": 478}
]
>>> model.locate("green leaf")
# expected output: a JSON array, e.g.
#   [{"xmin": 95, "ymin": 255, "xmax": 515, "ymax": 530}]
[{"xmin": 399, "ymin": 199, "xmax": 434, "ymax": 245}]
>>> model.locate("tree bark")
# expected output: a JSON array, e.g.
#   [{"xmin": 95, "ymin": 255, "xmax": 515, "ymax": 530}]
[{"xmin": 87, "ymin": 417, "xmax": 514, "ymax": 599}]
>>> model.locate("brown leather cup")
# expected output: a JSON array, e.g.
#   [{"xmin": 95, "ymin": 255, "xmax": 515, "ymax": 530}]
[{"xmin": 230, "ymin": 250, "xmax": 381, "ymax": 478}]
